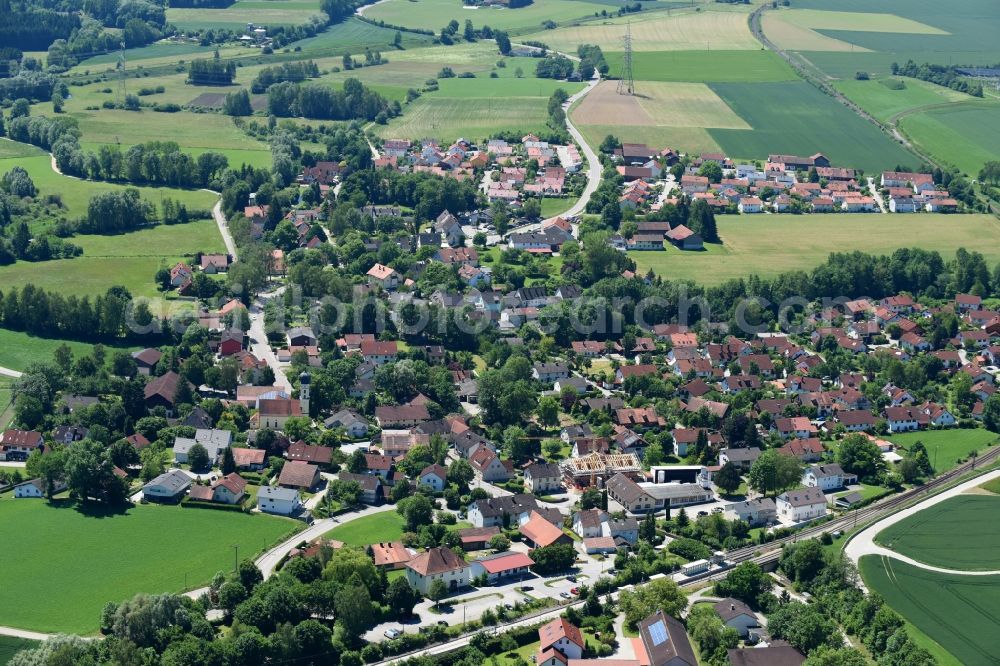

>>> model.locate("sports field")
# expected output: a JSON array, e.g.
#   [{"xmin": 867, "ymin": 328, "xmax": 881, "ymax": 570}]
[
  {"xmin": 628, "ymin": 214, "xmax": 1000, "ymax": 285},
  {"xmin": 860, "ymin": 555, "xmax": 999, "ymax": 666},
  {"xmin": 325, "ymin": 510, "xmax": 405, "ymax": 545},
  {"xmin": 603, "ymin": 50, "xmax": 795, "ymax": 84},
  {"xmin": 707, "ymin": 81, "xmax": 917, "ymax": 171},
  {"xmin": 168, "ymin": 0, "xmax": 326, "ymax": 31},
  {"xmin": 888, "ymin": 429, "xmax": 997, "ymax": 473},
  {"xmin": 523, "ymin": 6, "xmax": 760, "ymax": 53},
  {"xmin": 0, "ymin": 499, "xmax": 299, "ymax": 634},
  {"xmin": 899, "ymin": 103, "xmax": 1000, "ymax": 176},
  {"xmin": 0, "ymin": 218, "xmax": 226, "ymax": 299},
  {"xmin": 833, "ymin": 77, "xmax": 974, "ymax": 123},
  {"xmin": 875, "ymin": 495, "xmax": 1000, "ymax": 571}
]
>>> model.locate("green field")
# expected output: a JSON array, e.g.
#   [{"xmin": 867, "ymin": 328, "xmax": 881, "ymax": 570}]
[
  {"xmin": 860, "ymin": 555, "xmax": 999, "ymax": 666},
  {"xmin": 0, "ymin": 499, "xmax": 299, "ymax": 634},
  {"xmin": 833, "ymin": 77, "xmax": 974, "ymax": 123},
  {"xmin": 707, "ymin": 81, "xmax": 917, "ymax": 171},
  {"xmin": 604, "ymin": 50, "xmax": 796, "ymax": 83},
  {"xmin": 888, "ymin": 429, "xmax": 997, "ymax": 473},
  {"xmin": 0, "ymin": 380, "xmax": 13, "ymax": 429},
  {"xmin": 168, "ymin": 0, "xmax": 326, "ymax": 31},
  {"xmin": 361, "ymin": 0, "xmax": 663, "ymax": 35},
  {"xmin": 0, "ymin": 139, "xmax": 46, "ymax": 160},
  {"xmin": 0, "ymin": 329, "xmax": 137, "ymax": 372},
  {"xmin": 875, "ymin": 495, "xmax": 1000, "ymax": 571},
  {"xmin": 899, "ymin": 103, "xmax": 1000, "ymax": 176},
  {"xmin": 628, "ymin": 214, "xmax": 1000, "ymax": 285},
  {"xmin": 325, "ymin": 510, "xmax": 405, "ymax": 545},
  {"xmin": 0, "ymin": 218, "xmax": 225, "ymax": 299},
  {"xmin": 0, "ymin": 636, "xmax": 37, "ymax": 666}
]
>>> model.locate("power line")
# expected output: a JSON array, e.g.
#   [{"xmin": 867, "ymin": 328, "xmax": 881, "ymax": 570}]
[{"xmin": 616, "ymin": 22, "xmax": 634, "ymax": 96}]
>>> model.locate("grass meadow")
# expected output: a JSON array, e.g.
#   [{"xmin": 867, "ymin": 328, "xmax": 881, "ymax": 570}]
[
  {"xmin": 603, "ymin": 50, "xmax": 796, "ymax": 84},
  {"xmin": 167, "ymin": 0, "xmax": 326, "ymax": 31},
  {"xmin": 0, "ymin": 329, "xmax": 136, "ymax": 372},
  {"xmin": 707, "ymin": 81, "xmax": 917, "ymax": 171},
  {"xmin": 325, "ymin": 511, "xmax": 405, "ymax": 545},
  {"xmin": 874, "ymin": 495, "xmax": 1000, "ymax": 571},
  {"xmin": 887, "ymin": 429, "xmax": 997, "ymax": 473},
  {"xmin": 833, "ymin": 77, "xmax": 974, "ymax": 123},
  {"xmin": 628, "ymin": 214, "xmax": 1000, "ymax": 285},
  {"xmin": 898, "ymin": 103, "xmax": 1000, "ymax": 176},
  {"xmin": 0, "ymin": 499, "xmax": 299, "ymax": 634},
  {"xmin": 0, "ymin": 218, "xmax": 226, "ymax": 299},
  {"xmin": 859, "ymin": 555, "xmax": 997, "ymax": 666}
]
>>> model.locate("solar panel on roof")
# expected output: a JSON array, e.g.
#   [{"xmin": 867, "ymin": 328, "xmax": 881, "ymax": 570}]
[{"xmin": 648, "ymin": 620, "xmax": 669, "ymax": 646}]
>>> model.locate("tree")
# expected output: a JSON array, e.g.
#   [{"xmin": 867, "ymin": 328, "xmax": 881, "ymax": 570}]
[
  {"xmin": 188, "ymin": 443, "xmax": 211, "ymax": 472},
  {"xmin": 347, "ymin": 449, "xmax": 368, "ymax": 473},
  {"xmin": 836, "ymin": 433, "xmax": 883, "ymax": 480},
  {"xmin": 335, "ymin": 580, "xmax": 375, "ymax": 638},
  {"xmin": 779, "ymin": 539, "xmax": 826, "ymax": 585},
  {"xmin": 238, "ymin": 560, "xmax": 263, "ymax": 592},
  {"xmin": 768, "ymin": 602, "xmax": 841, "ymax": 654},
  {"xmin": 65, "ymin": 439, "xmax": 127, "ymax": 504},
  {"xmin": 747, "ymin": 449, "xmax": 801, "ymax": 497},
  {"xmin": 386, "ymin": 577, "xmax": 420, "ymax": 617},
  {"xmin": 714, "ymin": 461, "xmax": 742, "ymax": 496},
  {"xmin": 427, "ymin": 578, "xmax": 448, "ymax": 607},
  {"xmin": 714, "ymin": 562, "xmax": 772, "ymax": 606},
  {"xmin": 983, "ymin": 393, "xmax": 1000, "ymax": 433},
  {"xmin": 580, "ymin": 486, "xmax": 603, "ymax": 509},
  {"xmin": 529, "ymin": 543, "xmax": 577, "ymax": 575},
  {"xmin": 396, "ymin": 494, "xmax": 434, "ymax": 531},
  {"xmin": 447, "ymin": 458, "xmax": 474, "ymax": 488},
  {"xmin": 537, "ymin": 396, "xmax": 560, "ymax": 427},
  {"xmin": 221, "ymin": 446, "xmax": 236, "ymax": 475},
  {"xmin": 618, "ymin": 578, "xmax": 687, "ymax": 628},
  {"xmin": 488, "ymin": 533, "xmax": 511, "ymax": 551},
  {"xmin": 26, "ymin": 446, "xmax": 67, "ymax": 498},
  {"xmin": 697, "ymin": 160, "xmax": 722, "ymax": 183}
]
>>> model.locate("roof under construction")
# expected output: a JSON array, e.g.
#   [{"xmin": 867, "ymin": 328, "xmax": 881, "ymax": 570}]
[{"xmin": 561, "ymin": 452, "xmax": 642, "ymax": 479}]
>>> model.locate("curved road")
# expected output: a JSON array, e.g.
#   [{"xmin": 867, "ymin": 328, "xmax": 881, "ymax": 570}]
[
  {"xmin": 552, "ymin": 70, "xmax": 602, "ymax": 223},
  {"xmin": 845, "ymin": 468, "xmax": 1000, "ymax": 579}
]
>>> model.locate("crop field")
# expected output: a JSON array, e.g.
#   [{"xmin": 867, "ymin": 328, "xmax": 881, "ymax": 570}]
[
  {"xmin": 0, "ymin": 329, "xmax": 136, "ymax": 373},
  {"xmin": 860, "ymin": 555, "xmax": 999, "ymax": 666},
  {"xmin": 0, "ymin": 499, "xmax": 298, "ymax": 634},
  {"xmin": 769, "ymin": 8, "xmax": 947, "ymax": 35},
  {"xmin": 603, "ymin": 50, "xmax": 795, "ymax": 83},
  {"xmin": 522, "ymin": 6, "xmax": 760, "ymax": 53},
  {"xmin": 628, "ymin": 213, "xmax": 1000, "ymax": 285},
  {"xmin": 833, "ymin": 77, "xmax": 973, "ymax": 123},
  {"xmin": 875, "ymin": 495, "xmax": 1000, "ymax": 571},
  {"xmin": 167, "ymin": 0, "xmax": 327, "ymax": 31},
  {"xmin": 899, "ymin": 103, "xmax": 1000, "ymax": 176},
  {"xmin": 887, "ymin": 429, "xmax": 997, "ymax": 473},
  {"xmin": 325, "ymin": 510, "xmax": 405, "ymax": 545},
  {"xmin": 760, "ymin": 13, "xmax": 869, "ymax": 52},
  {"xmin": 360, "ymin": 0, "xmax": 667, "ymax": 35},
  {"xmin": 289, "ymin": 17, "xmax": 435, "ymax": 53},
  {"xmin": 0, "ymin": 218, "xmax": 225, "ymax": 299},
  {"xmin": 579, "ymin": 124, "xmax": 721, "ymax": 156},
  {"xmin": 707, "ymin": 81, "xmax": 917, "ymax": 171}
]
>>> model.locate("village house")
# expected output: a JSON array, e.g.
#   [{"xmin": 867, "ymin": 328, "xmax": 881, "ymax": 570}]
[
  {"xmin": 776, "ymin": 487, "xmax": 827, "ymax": 522},
  {"xmin": 405, "ymin": 546, "xmax": 470, "ymax": 595},
  {"xmin": 257, "ymin": 486, "xmax": 303, "ymax": 516}
]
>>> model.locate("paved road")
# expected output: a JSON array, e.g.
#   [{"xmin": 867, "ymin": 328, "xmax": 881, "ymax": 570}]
[
  {"xmin": 212, "ymin": 200, "xmax": 239, "ymax": 259},
  {"xmin": 248, "ymin": 287, "xmax": 292, "ymax": 393},
  {"xmin": 867, "ymin": 177, "xmax": 887, "ymax": 214},
  {"xmin": 554, "ymin": 71, "xmax": 602, "ymax": 223},
  {"xmin": 844, "ymin": 468, "xmax": 1000, "ymax": 578}
]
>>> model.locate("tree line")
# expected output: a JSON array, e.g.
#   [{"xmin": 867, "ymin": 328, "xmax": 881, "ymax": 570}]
[
  {"xmin": 892, "ymin": 60, "xmax": 984, "ymax": 97},
  {"xmin": 266, "ymin": 78, "xmax": 398, "ymax": 122},
  {"xmin": 188, "ymin": 57, "xmax": 237, "ymax": 86},
  {"xmin": 251, "ymin": 60, "xmax": 320, "ymax": 93},
  {"xmin": 0, "ymin": 284, "xmax": 140, "ymax": 342}
]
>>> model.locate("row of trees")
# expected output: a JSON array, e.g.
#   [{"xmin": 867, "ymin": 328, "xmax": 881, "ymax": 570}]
[
  {"xmin": 266, "ymin": 78, "xmax": 398, "ymax": 122},
  {"xmin": 251, "ymin": 60, "xmax": 320, "ymax": 93},
  {"xmin": 189, "ymin": 56, "xmax": 237, "ymax": 86},
  {"xmin": 892, "ymin": 60, "xmax": 984, "ymax": 97}
]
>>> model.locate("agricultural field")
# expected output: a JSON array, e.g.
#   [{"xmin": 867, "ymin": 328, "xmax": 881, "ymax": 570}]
[
  {"xmin": 707, "ymin": 81, "xmax": 917, "ymax": 172},
  {"xmin": 898, "ymin": 103, "xmax": 1000, "ymax": 176},
  {"xmin": 360, "ymin": 0, "xmax": 678, "ymax": 35},
  {"xmin": 875, "ymin": 495, "xmax": 1000, "ymax": 571},
  {"xmin": 0, "ymin": 379, "xmax": 13, "ymax": 429},
  {"xmin": 0, "ymin": 218, "xmax": 226, "ymax": 299},
  {"xmin": 0, "ymin": 329, "xmax": 136, "ymax": 373},
  {"xmin": 602, "ymin": 50, "xmax": 795, "ymax": 84},
  {"xmin": 888, "ymin": 429, "xmax": 997, "ymax": 473},
  {"xmin": 628, "ymin": 214, "xmax": 1000, "ymax": 286},
  {"xmin": 860, "ymin": 555, "xmax": 999, "ymax": 666},
  {"xmin": 522, "ymin": 5, "xmax": 761, "ymax": 53},
  {"xmin": 288, "ymin": 17, "xmax": 435, "ymax": 53},
  {"xmin": 0, "ymin": 637, "xmax": 37, "ymax": 666},
  {"xmin": 833, "ymin": 77, "xmax": 974, "ymax": 123},
  {"xmin": 325, "ymin": 510, "xmax": 405, "ymax": 545},
  {"xmin": 167, "ymin": 0, "xmax": 327, "ymax": 32},
  {"xmin": 0, "ymin": 499, "xmax": 299, "ymax": 634}
]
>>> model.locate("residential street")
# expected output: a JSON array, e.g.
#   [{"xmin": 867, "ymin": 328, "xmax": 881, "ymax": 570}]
[
  {"xmin": 555, "ymin": 70, "xmax": 602, "ymax": 223},
  {"xmin": 248, "ymin": 288, "xmax": 292, "ymax": 393}
]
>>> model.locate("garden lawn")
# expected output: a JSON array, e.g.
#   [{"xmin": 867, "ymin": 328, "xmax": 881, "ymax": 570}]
[
  {"xmin": 888, "ymin": 429, "xmax": 997, "ymax": 473},
  {"xmin": 859, "ymin": 555, "xmax": 997, "ymax": 666},
  {"xmin": 707, "ymin": 81, "xmax": 917, "ymax": 172},
  {"xmin": 874, "ymin": 495, "xmax": 1000, "ymax": 571},
  {"xmin": 0, "ymin": 329, "xmax": 136, "ymax": 372},
  {"xmin": 0, "ymin": 218, "xmax": 226, "ymax": 299},
  {"xmin": 0, "ymin": 499, "xmax": 298, "ymax": 634},
  {"xmin": 325, "ymin": 510, "xmax": 405, "ymax": 545},
  {"xmin": 0, "ymin": 636, "xmax": 37, "ymax": 666},
  {"xmin": 628, "ymin": 214, "xmax": 1000, "ymax": 286}
]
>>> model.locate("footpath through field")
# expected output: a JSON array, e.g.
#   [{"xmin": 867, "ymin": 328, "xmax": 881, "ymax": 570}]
[{"xmin": 844, "ymin": 468, "xmax": 1000, "ymax": 582}]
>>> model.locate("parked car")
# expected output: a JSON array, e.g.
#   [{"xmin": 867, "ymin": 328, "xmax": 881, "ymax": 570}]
[
  {"xmin": 712, "ymin": 507, "xmax": 724, "ymax": 514},
  {"xmin": 559, "ymin": 592, "xmax": 571, "ymax": 599},
  {"xmin": 697, "ymin": 511, "xmax": 708, "ymax": 517},
  {"xmin": 384, "ymin": 629, "xmax": 402, "ymax": 639},
  {"xmin": 504, "ymin": 603, "xmax": 514, "ymax": 610},
  {"xmin": 570, "ymin": 587, "xmax": 579, "ymax": 595},
  {"xmin": 522, "ymin": 596, "xmax": 532, "ymax": 604},
  {"xmin": 566, "ymin": 575, "xmax": 577, "ymax": 582}
]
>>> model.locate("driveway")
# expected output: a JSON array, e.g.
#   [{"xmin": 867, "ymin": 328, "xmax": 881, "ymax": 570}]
[{"xmin": 844, "ymin": 468, "xmax": 1000, "ymax": 583}]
